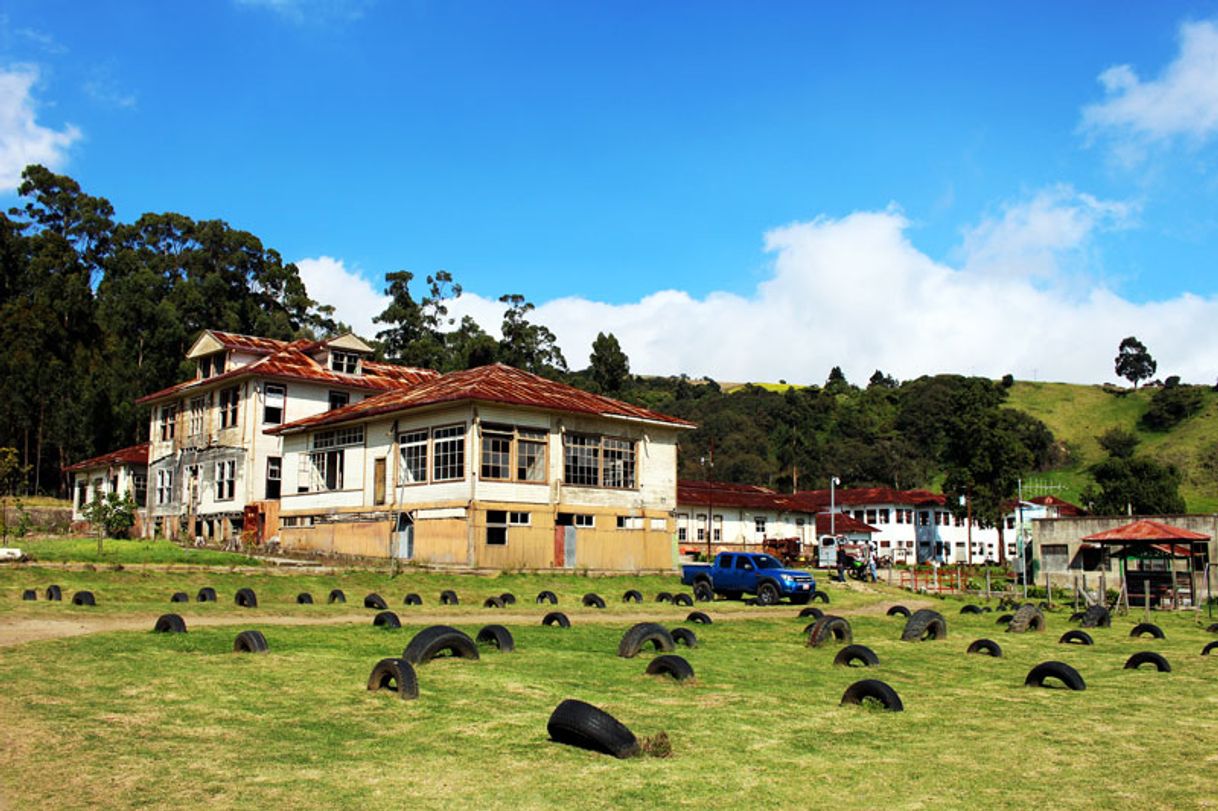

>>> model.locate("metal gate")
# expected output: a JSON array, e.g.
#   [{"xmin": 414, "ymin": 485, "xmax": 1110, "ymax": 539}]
[{"xmin": 391, "ymin": 512, "xmax": 413, "ymax": 560}]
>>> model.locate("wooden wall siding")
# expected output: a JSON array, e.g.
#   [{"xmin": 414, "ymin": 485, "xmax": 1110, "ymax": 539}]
[
  {"xmin": 412, "ymin": 518, "xmax": 468, "ymax": 564},
  {"xmin": 280, "ymin": 519, "xmax": 393, "ymax": 558}
]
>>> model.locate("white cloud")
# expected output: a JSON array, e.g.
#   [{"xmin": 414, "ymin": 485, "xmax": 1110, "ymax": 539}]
[
  {"xmin": 295, "ymin": 256, "xmax": 388, "ymax": 339},
  {"xmin": 0, "ymin": 65, "xmax": 81, "ymax": 191},
  {"xmin": 306, "ymin": 189, "xmax": 1218, "ymax": 385},
  {"xmin": 1081, "ymin": 19, "xmax": 1218, "ymax": 156}
]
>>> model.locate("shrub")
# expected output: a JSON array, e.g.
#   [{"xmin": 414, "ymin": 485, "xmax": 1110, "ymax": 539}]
[{"xmin": 1141, "ymin": 384, "xmax": 1204, "ymax": 431}]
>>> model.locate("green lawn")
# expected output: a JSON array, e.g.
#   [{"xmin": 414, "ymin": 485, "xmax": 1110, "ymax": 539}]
[
  {"xmin": 12, "ymin": 537, "xmax": 263, "ymax": 566},
  {"xmin": 1, "ymin": 569, "xmax": 1216, "ymax": 808}
]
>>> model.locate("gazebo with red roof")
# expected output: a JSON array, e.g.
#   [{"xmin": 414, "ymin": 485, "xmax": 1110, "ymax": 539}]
[{"xmin": 1082, "ymin": 519, "xmax": 1210, "ymax": 607}]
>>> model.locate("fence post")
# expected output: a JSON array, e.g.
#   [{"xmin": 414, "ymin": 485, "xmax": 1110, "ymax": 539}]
[
  {"xmin": 1045, "ymin": 572, "xmax": 1052, "ymax": 609},
  {"xmin": 1143, "ymin": 579, "xmax": 1151, "ymax": 623},
  {"xmin": 957, "ymin": 566, "xmax": 962, "ymax": 593},
  {"xmin": 985, "ymin": 569, "xmax": 992, "ymax": 601},
  {"xmin": 933, "ymin": 567, "xmax": 939, "ymax": 593},
  {"xmin": 1073, "ymin": 576, "xmax": 1079, "ymax": 612}
]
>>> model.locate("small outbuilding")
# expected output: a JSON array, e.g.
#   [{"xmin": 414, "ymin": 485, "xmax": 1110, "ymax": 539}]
[{"xmin": 1081, "ymin": 519, "xmax": 1210, "ymax": 608}]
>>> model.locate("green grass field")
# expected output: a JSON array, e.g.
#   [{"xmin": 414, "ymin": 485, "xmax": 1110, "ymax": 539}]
[
  {"xmin": 2, "ymin": 568, "xmax": 1216, "ymax": 809},
  {"xmin": 13, "ymin": 537, "xmax": 263, "ymax": 566}
]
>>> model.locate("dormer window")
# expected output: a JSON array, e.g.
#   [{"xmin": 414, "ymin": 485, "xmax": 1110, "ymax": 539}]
[
  {"xmin": 199, "ymin": 352, "xmax": 227, "ymax": 379},
  {"xmin": 331, "ymin": 351, "xmax": 361, "ymax": 374}
]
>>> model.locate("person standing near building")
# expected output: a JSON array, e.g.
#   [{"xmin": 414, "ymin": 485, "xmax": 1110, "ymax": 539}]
[{"xmin": 868, "ymin": 541, "xmax": 879, "ymax": 583}]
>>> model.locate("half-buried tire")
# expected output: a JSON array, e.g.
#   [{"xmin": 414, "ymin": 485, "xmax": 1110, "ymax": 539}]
[
  {"xmin": 233, "ymin": 630, "xmax": 268, "ymax": 653},
  {"xmin": 373, "ymin": 611, "xmax": 401, "ymax": 629},
  {"xmin": 72, "ymin": 590, "xmax": 96, "ymax": 606},
  {"xmin": 693, "ymin": 581, "xmax": 714, "ymax": 602},
  {"xmin": 1024, "ymin": 661, "xmax": 1085, "ymax": 690},
  {"xmin": 328, "ymin": 589, "xmax": 346, "ymax": 604},
  {"xmin": 622, "ymin": 589, "xmax": 643, "ymax": 603},
  {"xmin": 296, "ymin": 592, "xmax": 314, "ymax": 605},
  {"xmin": 476, "ymin": 624, "xmax": 515, "ymax": 652},
  {"xmin": 1124, "ymin": 651, "xmax": 1170, "ymax": 672},
  {"xmin": 500, "ymin": 593, "xmax": 517, "ymax": 605},
  {"xmin": 811, "ymin": 590, "xmax": 830, "ymax": 604},
  {"xmin": 536, "ymin": 590, "xmax": 558, "ymax": 605},
  {"xmin": 170, "ymin": 592, "xmax": 189, "ymax": 603},
  {"xmin": 22, "ymin": 589, "xmax": 36, "ymax": 601},
  {"xmin": 1059, "ymin": 630, "xmax": 1093, "ymax": 646},
  {"xmin": 546, "ymin": 699, "xmax": 640, "ymax": 759},
  {"xmin": 1130, "ymin": 623, "xmax": 1165, "ymax": 639},
  {"xmin": 685, "ymin": 611, "xmax": 712, "ymax": 625},
  {"xmin": 1202, "ymin": 640, "xmax": 1218, "ymax": 656},
  {"xmin": 582, "ymin": 593, "xmax": 606, "ymax": 609},
  {"xmin": 645, "ymin": 654, "xmax": 694, "ymax": 681},
  {"xmin": 1082, "ymin": 605, "xmax": 1111, "ymax": 628},
  {"xmin": 402, "ymin": 625, "xmax": 479, "ymax": 665},
  {"xmin": 800, "ymin": 606, "xmax": 825, "ymax": 619},
  {"xmin": 404, "ymin": 593, "xmax": 422, "ymax": 606},
  {"xmin": 1006, "ymin": 604, "xmax": 1045, "ymax": 634},
  {"xmin": 483, "ymin": 596, "xmax": 505, "ymax": 609},
  {"xmin": 670, "ymin": 627, "xmax": 698, "ymax": 647},
  {"xmin": 840, "ymin": 679, "xmax": 903, "ymax": 711},
  {"xmin": 154, "ymin": 613, "xmax": 187, "ymax": 633},
  {"xmin": 235, "ymin": 588, "xmax": 257, "ymax": 608},
  {"xmin": 366, "ymin": 657, "xmax": 418, "ymax": 700},
  {"xmin": 960, "ymin": 605, "xmax": 983, "ymax": 615},
  {"xmin": 902, "ymin": 609, "xmax": 947, "ymax": 641},
  {"xmin": 806, "ymin": 615, "xmax": 853, "ymax": 647},
  {"xmin": 45, "ymin": 584, "xmax": 62, "ymax": 601},
  {"xmin": 1206, "ymin": 622, "xmax": 1218, "ymax": 634},
  {"xmin": 996, "ymin": 614, "xmax": 1014, "ymax": 625},
  {"xmin": 672, "ymin": 594, "xmax": 694, "ymax": 607},
  {"xmin": 655, "ymin": 592, "xmax": 673, "ymax": 604},
  {"xmin": 542, "ymin": 612, "xmax": 571, "ymax": 628},
  {"xmin": 440, "ymin": 590, "xmax": 459, "ymax": 606},
  {"xmin": 833, "ymin": 644, "xmax": 879, "ymax": 667},
  {"xmin": 966, "ymin": 638, "xmax": 1002, "ymax": 657},
  {"xmin": 618, "ymin": 623, "xmax": 676, "ymax": 658},
  {"xmin": 197, "ymin": 587, "xmax": 216, "ymax": 603},
  {"xmin": 364, "ymin": 593, "xmax": 388, "ymax": 610},
  {"xmin": 886, "ymin": 605, "xmax": 910, "ymax": 617},
  {"xmin": 1068, "ymin": 611, "xmax": 1085, "ymax": 623}
]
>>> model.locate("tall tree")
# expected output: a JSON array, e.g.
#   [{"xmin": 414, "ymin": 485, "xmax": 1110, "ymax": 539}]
[
  {"xmin": 1115, "ymin": 336, "xmax": 1156, "ymax": 388},
  {"xmin": 373, "ymin": 270, "xmax": 461, "ymax": 369},
  {"xmin": 1082, "ymin": 456, "xmax": 1185, "ymax": 515},
  {"xmin": 589, "ymin": 332, "xmax": 630, "ymax": 394},
  {"xmin": 497, "ymin": 294, "xmax": 567, "ymax": 375}
]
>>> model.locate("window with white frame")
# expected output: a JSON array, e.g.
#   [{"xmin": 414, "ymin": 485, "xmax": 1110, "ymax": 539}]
[
  {"xmin": 312, "ymin": 426, "xmax": 364, "ymax": 449},
  {"xmin": 305, "ymin": 449, "xmax": 344, "ymax": 491},
  {"xmin": 265, "ymin": 456, "xmax": 281, "ymax": 499},
  {"xmin": 603, "ymin": 438, "xmax": 635, "ymax": 488},
  {"xmin": 677, "ymin": 512, "xmax": 688, "ymax": 541},
  {"xmin": 215, "ymin": 460, "xmax": 235, "ymax": 500},
  {"xmin": 399, "ymin": 430, "xmax": 428, "ymax": 484},
  {"xmin": 264, "ymin": 384, "xmax": 285, "ymax": 424},
  {"xmin": 133, "ymin": 473, "xmax": 147, "ymax": 507},
  {"xmin": 219, "ymin": 386, "xmax": 240, "ymax": 429},
  {"xmin": 486, "ymin": 510, "xmax": 508, "ymax": 545},
  {"xmin": 509, "ymin": 511, "xmax": 530, "ymax": 525},
  {"xmin": 696, "ymin": 513, "xmax": 706, "ymax": 541},
  {"xmin": 517, "ymin": 429, "xmax": 547, "ymax": 481},
  {"xmin": 480, "ymin": 425, "xmax": 512, "ymax": 480},
  {"xmin": 188, "ymin": 397, "xmax": 205, "ymax": 437},
  {"xmin": 330, "ymin": 351, "xmax": 360, "ymax": 374},
  {"xmin": 479, "ymin": 424, "xmax": 548, "ymax": 483},
  {"xmin": 432, "ymin": 425, "xmax": 465, "ymax": 481},
  {"xmin": 866, "ymin": 509, "xmax": 877, "ymax": 524},
  {"xmin": 713, "ymin": 515, "xmax": 723, "ymax": 541},
  {"xmin": 159, "ymin": 405, "xmax": 176, "ymax": 441},
  {"xmin": 328, "ymin": 390, "xmax": 349, "ymax": 411},
  {"xmin": 755, "ymin": 516, "xmax": 767, "ymax": 536},
  {"xmin": 155, "ymin": 469, "xmax": 174, "ymax": 505},
  {"xmin": 563, "ymin": 434, "xmax": 636, "ymax": 488},
  {"xmin": 557, "ymin": 512, "xmax": 594, "ymax": 528},
  {"xmin": 616, "ymin": 515, "xmax": 644, "ymax": 530}
]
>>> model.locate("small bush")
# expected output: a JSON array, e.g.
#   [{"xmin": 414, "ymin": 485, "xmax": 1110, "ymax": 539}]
[{"xmin": 1141, "ymin": 385, "xmax": 1204, "ymax": 431}]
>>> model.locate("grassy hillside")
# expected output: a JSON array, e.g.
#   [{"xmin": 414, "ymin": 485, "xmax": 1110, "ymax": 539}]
[{"xmin": 1004, "ymin": 381, "xmax": 1218, "ymax": 513}]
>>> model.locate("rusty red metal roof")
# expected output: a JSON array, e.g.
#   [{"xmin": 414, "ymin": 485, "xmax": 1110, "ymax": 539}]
[
  {"xmin": 206, "ymin": 331, "xmax": 290, "ymax": 355},
  {"xmin": 64, "ymin": 443, "xmax": 150, "ymax": 472},
  {"xmin": 678, "ymin": 480, "xmax": 799, "ymax": 511},
  {"xmin": 815, "ymin": 512, "xmax": 879, "ymax": 535},
  {"xmin": 272, "ymin": 364, "xmax": 696, "ymax": 434},
  {"xmin": 137, "ymin": 344, "xmax": 438, "ymax": 404},
  {"xmin": 790, "ymin": 487, "xmax": 946, "ymax": 510},
  {"xmin": 1081, "ymin": 519, "xmax": 1210, "ymax": 543}
]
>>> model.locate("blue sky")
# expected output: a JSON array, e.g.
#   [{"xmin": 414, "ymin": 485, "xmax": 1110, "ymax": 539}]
[{"xmin": 4, "ymin": 1, "xmax": 1218, "ymax": 383}]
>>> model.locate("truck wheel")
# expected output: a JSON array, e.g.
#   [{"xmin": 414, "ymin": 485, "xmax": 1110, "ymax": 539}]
[
  {"xmin": 757, "ymin": 581, "xmax": 780, "ymax": 606},
  {"xmin": 693, "ymin": 581, "xmax": 714, "ymax": 602}
]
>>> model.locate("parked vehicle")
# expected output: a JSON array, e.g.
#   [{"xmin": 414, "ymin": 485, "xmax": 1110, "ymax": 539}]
[{"xmin": 680, "ymin": 552, "xmax": 817, "ymax": 605}]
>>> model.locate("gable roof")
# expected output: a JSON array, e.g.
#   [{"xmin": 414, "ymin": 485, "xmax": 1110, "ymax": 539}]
[
  {"xmin": 188, "ymin": 330, "xmax": 288, "ymax": 359},
  {"xmin": 271, "ymin": 363, "xmax": 696, "ymax": 434},
  {"xmin": 815, "ymin": 512, "xmax": 879, "ymax": 535},
  {"xmin": 678, "ymin": 480, "xmax": 799, "ymax": 511},
  {"xmin": 64, "ymin": 443, "xmax": 150, "ymax": 472},
  {"xmin": 1082, "ymin": 519, "xmax": 1210, "ymax": 543},
  {"xmin": 790, "ymin": 487, "xmax": 947, "ymax": 511}
]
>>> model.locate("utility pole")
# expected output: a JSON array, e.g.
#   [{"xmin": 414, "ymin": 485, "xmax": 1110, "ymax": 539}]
[
  {"xmin": 701, "ymin": 442, "xmax": 715, "ymax": 560},
  {"xmin": 830, "ymin": 476, "xmax": 840, "ymax": 537}
]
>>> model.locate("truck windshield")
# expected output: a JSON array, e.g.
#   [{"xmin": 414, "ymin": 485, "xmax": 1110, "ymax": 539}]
[{"xmin": 754, "ymin": 555, "xmax": 783, "ymax": 569}]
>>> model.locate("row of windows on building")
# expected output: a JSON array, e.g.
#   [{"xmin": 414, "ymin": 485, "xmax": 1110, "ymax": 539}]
[
  {"xmin": 158, "ymin": 385, "xmax": 353, "ymax": 441},
  {"xmin": 847, "ymin": 508, "xmax": 966, "ymax": 527}
]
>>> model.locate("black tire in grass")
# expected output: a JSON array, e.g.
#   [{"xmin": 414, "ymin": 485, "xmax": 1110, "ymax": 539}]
[
  {"xmin": 645, "ymin": 654, "xmax": 694, "ymax": 682},
  {"xmin": 1202, "ymin": 640, "xmax": 1218, "ymax": 656},
  {"xmin": 693, "ymin": 581, "xmax": 714, "ymax": 602},
  {"xmin": 404, "ymin": 593, "xmax": 422, "ymax": 606},
  {"xmin": 672, "ymin": 594, "xmax": 694, "ymax": 607},
  {"xmin": 622, "ymin": 589, "xmax": 643, "ymax": 603},
  {"xmin": 373, "ymin": 611, "xmax": 401, "ymax": 629},
  {"xmin": 402, "ymin": 625, "xmax": 479, "ymax": 665},
  {"xmin": 500, "ymin": 593, "xmax": 517, "ymax": 605},
  {"xmin": 234, "ymin": 588, "xmax": 257, "ymax": 608},
  {"xmin": 476, "ymin": 624, "xmax": 515, "ymax": 652},
  {"xmin": 328, "ymin": 589, "xmax": 346, "ymax": 604},
  {"xmin": 582, "ymin": 593, "xmax": 607, "ymax": 609},
  {"xmin": 966, "ymin": 638, "xmax": 1003, "ymax": 657},
  {"xmin": 840, "ymin": 679, "xmax": 903, "ymax": 711},
  {"xmin": 233, "ymin": 630, "xmax": 268, "ymax": 653},
  {"xmin": 364, "ymin": 593, "xmax": 388, "ymax": 610},
  {"xmin": 536, "ymin": 590, "xmax": 558, "ymax": 605},
  {"xmin": 440, "ymin": 590, "xmax": 459, "ymax": 606},
  {"xmin": 542, "ymin": 612, "xmax": 571, "ymax": 628},
  {"xmin": 1024, "ymin": 661, "xmax": 1085, "ymax": 691},
  {"xmin": 1082, "ymin": 605, "xmax": 1112, "ymax": 628},
  {"xmin": 483, "ymin": 596, "xmax": 505, "ymax": 609},
  {"xmin": 366, "ymin": 657, "xmax": 418, "ymax": 700},
  {"xmin": 1124, "ymin": 651, "xmax": 1170, "ymax": 672},
  {"xmin": 617, "ymin": 622, "xmax": 676, "ymax": 658},
  {"xmin": 1130, "ymin": 622, "xmax": 1165, "ymax": 640},
  {"xmin": 22, "ymin": 589, "xmax": 36, "ymax": 601},
  {"xmin": 685, "ymin": 611, "xmax": 712, "ymax": 625},
  {"xmin": 902, "ymin": 609, "xmax": 947, "ymax": 641},
  {"xmin": 811, "ymin": 590, "xmax": 830, "ymax": 604},
  {"xmin": 1059, "ymin": 630, "xmax": 1093, "ymax": 646},
  {"xmin": 154, "ymin": 613, "xmax": 187, "ymax": 633},
  {"xmin": 197, "ymin": 586, "xmax": 216, "ymax": 603},
  {"xmin": 1068, "ymin": 611, "xmax": 1085, "ymax": 623},
  {"xmin": 996, "ymin": 614, "xmax": 1014, "ymax": 625},
  {"xmin": 1005, "ymin": 604, "xmax": 1045, "ymax": 634},
  {"xmin": 800, "ymin": 606, "xmax": 825, "ymax": 619},
  {"xmin": 296, "ymin": 592, "xmax": 314, "ymax": 605},
  {"xmin": 72, "ymin": 590, "xmax": 96, "ymax": 606},
  {"xmin": 833, "ymin": 644, "xmax": 879, "ymax": 667},
  {"xmin": 655, "ymin": 592, "xmax": 673, "ymax": 604},
  {"xmin": 807, "ymin": 615, "xmax": 853, "ymax": 647},
  {"xmin": 546, "ymin": 699, "xmax": 640, "ymax": 759},
  {"xmin": 886, "ymin": 605, "xmax": 910, "ymax": 617},
  {"xmin": 960, "ymin": 605, "xmax": 983, "ymax": 615},
  {"xmin": 1206, "ymin": 622, "xmax": 1218, "ymax": 634},
  {"xmin": 170, "ymin": 592, "xmax": 189, "ymax": 603},
  {"xmin": 46, "ymin": 585, "xmax": 62, "ymax": 601},
  {"xmin": 671, "ymin": 627, "xmax": 698, "ymax": 648}
]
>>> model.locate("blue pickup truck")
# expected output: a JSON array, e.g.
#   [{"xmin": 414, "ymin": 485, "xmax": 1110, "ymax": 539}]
[{"xmin": 680, "ymin": 552, "xmax": 817, "ymax": 605}]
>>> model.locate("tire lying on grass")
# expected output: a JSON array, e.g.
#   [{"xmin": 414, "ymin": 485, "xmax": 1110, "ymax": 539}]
[
  {"xmin": 404, "ymin": 593, "xmax": 422, "ymax": 606},
  {"xmin": 483, "ymin": 596, "xmax": 505, "ymax": 609},
  {"xmin": 811, "ymin": 590, "xmax": 830, "ymax": 604},
  {"xmin": 402, "ymin": 625, "xmax": 479, "ymax": 665},
  {"xmin": 622, "ymin": 589, "xmax": 643, "ymax": 603},
  {"xmin": 960, "ymin": 605, "xmax": 983, "ymax": 615},
  {"xmin": 364, "ymin": 593, "xmax": 388, "ymax": 610},
  {"xmin": 197, "ymin": 587, "xmax": 216, "ymax": 603},
  {"xmin": 886, "ymin": 605, "xmax": 910, "ymax": 618},
  {"xmin": 1124, "ymin": 651, "xmax": 1171, "ymax": 672},
  {"xmin": 1206, "ymin": 622, "xmax": 1218, "ymax": 634},
  {"xmin": 439, "ymin": 590, "xmax": 459, "ymax": 606},
  {"xmin": 1202, "ymin": 641, "xmax": 1218, "ymax": 656},
  {"xmin": 1082, "ymin": 605, "xmax": 1111, "ymax": 629},
  {"xmin": 296, "ymin": 592, "xmax": 314, "ymax": 605},
  {"xmin": 46, "ymin": 585, "xmax": 62, "ymax": 601},
  {"xmin": 1068, "ymin": 611, "xmax": 1085, "ymax": 623},
  {"xmin": 672, "ymin": 594, "xmax": 694, "ymax": 607},
  {"xmin": 582, "ymin": 593, "xmax": 607, "ymax": 609},
  {"xmin": 655, "ymin": 592, "xmax": 673, "ymax": 604},
  {"xmin": 966, "ymin": 638, "xmax": 1003, "ymax": 657},
  {"xmin": 546, "ymin": 699, "xmax": 640, "ymax": 759},
  {"xmin": 72, "ymin": 590, "xmax": 96, "ymax": 606},
  {"xmin": 234, "ymin": 588, "xmax": 257, "ymax": 608},
  {"xmin": 1130, "ymin": 622, "xmax": 1165, "ymax": 640},
  {"xmin": 996, "ymin": 614, "xmax": 1013, "ymax": 625},
  {"xmin": 833, "ymin": 644, "xmax": 879, "ymax": 668},
  {"xmin": 685, "ymin": 611, "xmax": 712, "ymax": 625},
  {"xmin": 373, "ymin": 611, "xmax": 401, "ymax": 629},
  {"xmin": 693, "ymin": 581, "xmax": 714, "ymax": 602},
  {"xmin": 1005, "ymin": 604, "xmax": 1045, "ymax": 634},
  {"xmin": 233, "ymin": 630, "xmax": 269, "ymax": 653},
  {"xmin": 902, "ymin": 609, "xmax": 947, "ymax": 642},
  {"xmin": 536, "ymin": 590, "xmax": 558, "ymax": 605},
  {"xmin": 840, "ymin": 679, "xmax": 903, "ymax": 711},
  {"xmin": 670, "ymin": 627, "xmax": 698, "ymax": 648},
  {"xmin": 170, "ymin": 592, "xmax": 189, "ymax": 603},
  {"xmin": 366, "ymin": 657, "xmax": 418, "ymax": 700},
  {"xmin": 22, "ymin": 589, "xmax": 36, "ymax": 601},
  {"xmin": 800, "ymin": 606, "xmax": 825, "ymax": 619},
  {"xmin": 542, "ymin": 612, "xmax": 571, "ymax": 628},
  {"xmin": 806, "ymin": 615, "xmax": 853, "ymax": 647},
  {"xmin": 476, "ymin": 624, "xmax": 515, "ymax": 652},
  {"xmin": 1059, "ymin": 629, "xmax": 1094, "ymax": 645},
  {"xmin": 154, "ymin": 613, "xmax": 187, "ymax": 633},
  {"xmin": 617, "ymin": 623, "xmax": 676, "ymax": 658},
  {"xmin": 500, "ymin": 593, "xmax": 517, "ymax": 605},
  {"xmin": 645, "ymin": 654, "xmax": 694, "ymax": 682},
  {"xmin": 328, "ymin": 589, "xmax": 346, "ymax": 604},
  {"xmin": 1024, "ymin": 661, "xmax": 1085, "ymax": 691}
]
